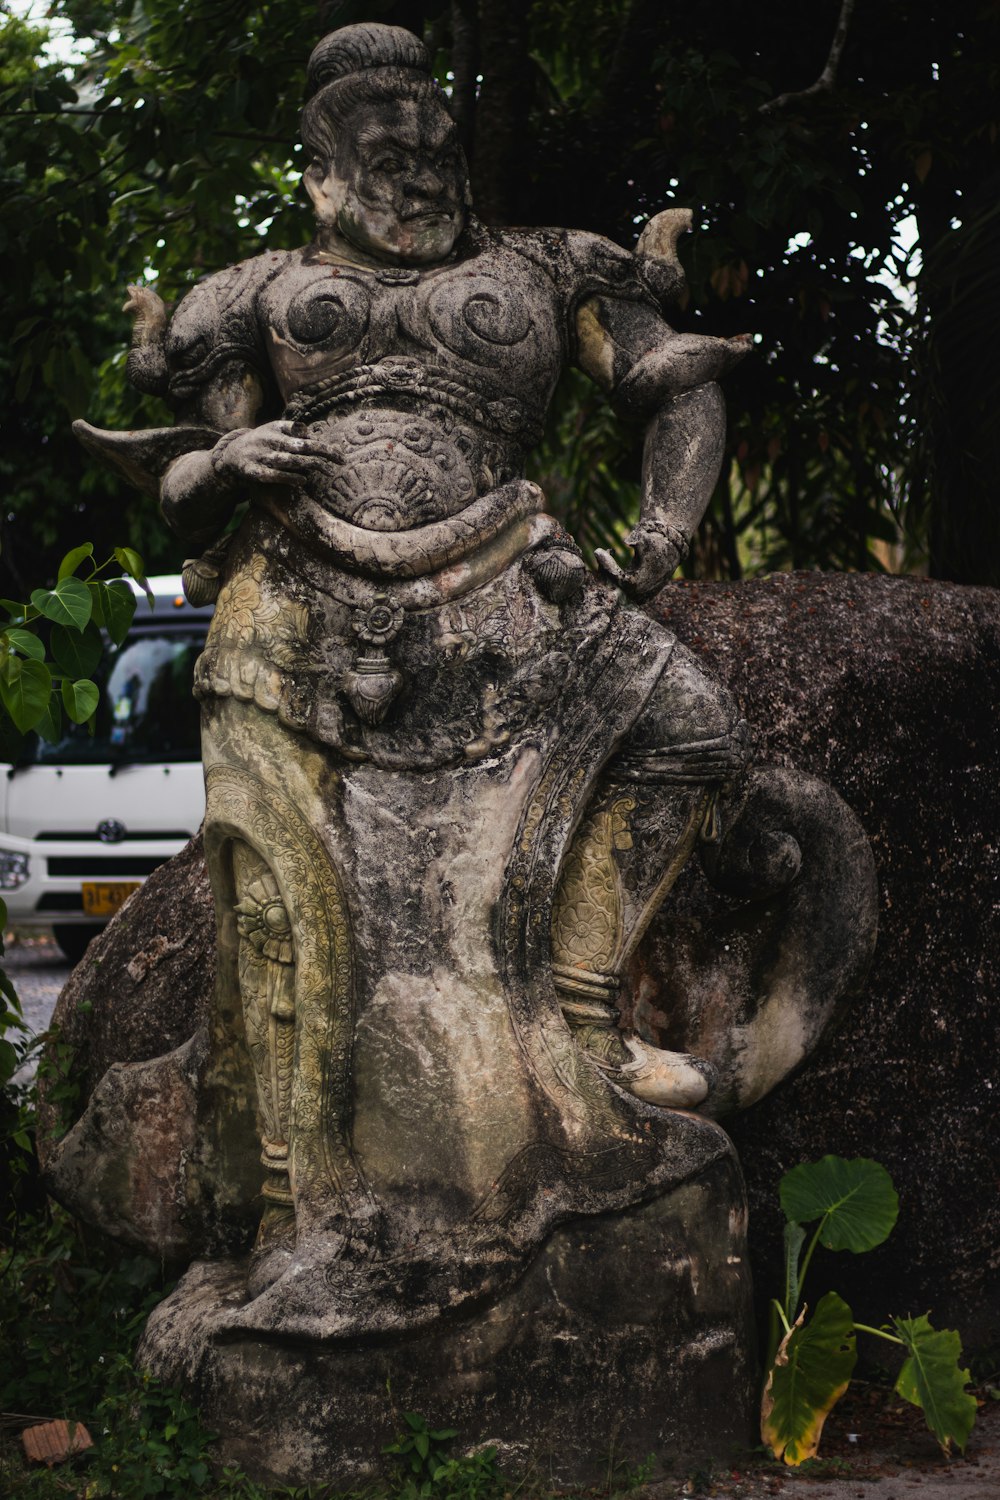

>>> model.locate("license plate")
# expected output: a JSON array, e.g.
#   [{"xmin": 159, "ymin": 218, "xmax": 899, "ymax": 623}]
[{"xmin": 81, "ymin": 880, "xmax": 142, "ymax": 917}]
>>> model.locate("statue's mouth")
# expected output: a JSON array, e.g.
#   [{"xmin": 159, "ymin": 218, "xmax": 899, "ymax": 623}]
[{"xmin": 401, "ymin": 208, "xmax": 453, "ymax": 224}]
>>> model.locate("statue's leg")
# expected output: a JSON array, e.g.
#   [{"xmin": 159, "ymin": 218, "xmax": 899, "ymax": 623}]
[
  {"xmin": 230, "ymin": 837, "xmax": 298, "ymax": 1292},
  {"xmin": 552, "ymin": 642, "xmax": 746, "ymax": 1107}
]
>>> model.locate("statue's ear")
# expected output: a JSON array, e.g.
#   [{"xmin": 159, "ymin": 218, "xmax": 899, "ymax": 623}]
[{"xmin": 304, "ymin": 161, "xmax": 337, "ymax": 223}]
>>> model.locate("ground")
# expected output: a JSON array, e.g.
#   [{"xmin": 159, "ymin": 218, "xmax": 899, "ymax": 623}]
[{"xmin": 637, "ymin": 1383, "xmax": 999, "ymax": 1500}]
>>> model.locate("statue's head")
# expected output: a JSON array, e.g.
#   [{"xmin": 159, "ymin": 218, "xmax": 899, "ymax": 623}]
[{"xmin": 302, "ymin": 23, "xmax": 469, "ymax": 265}]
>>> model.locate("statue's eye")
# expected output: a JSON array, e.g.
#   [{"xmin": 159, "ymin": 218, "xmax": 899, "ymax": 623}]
[{"xmin": 374, "ymin": 157, "xmax": 403, "ymax": 175}]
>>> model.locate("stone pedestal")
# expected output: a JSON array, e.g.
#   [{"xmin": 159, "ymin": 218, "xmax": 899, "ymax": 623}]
[{"xmin": 139, "ymin": 1151, "xmax": 755, "ymax": 1487}]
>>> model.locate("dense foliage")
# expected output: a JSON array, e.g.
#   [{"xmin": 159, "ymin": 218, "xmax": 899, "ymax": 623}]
[{"xmin": 1, "ymin": 0, "xmax": 997, "ymax": 589}]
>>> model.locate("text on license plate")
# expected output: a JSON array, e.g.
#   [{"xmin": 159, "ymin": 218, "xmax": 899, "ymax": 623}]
[{"xmin": 81, "ymin": 880, "xmax": 142, "ymax": 917}]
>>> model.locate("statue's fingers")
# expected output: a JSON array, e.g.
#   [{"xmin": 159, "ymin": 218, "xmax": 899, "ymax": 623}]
[
  {"xmin": 595, "ymin": 547, "xmax": 629, "ymax": 584},
  {"xmin": 265, "ymin": 450, "xmax": 332, "ymax": 474}
]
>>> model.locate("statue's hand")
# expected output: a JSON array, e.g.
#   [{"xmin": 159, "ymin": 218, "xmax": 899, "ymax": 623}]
[
  {"xmin": 596, "ymin": 524, "xmax": 682, "ymax": 601},
  {"xmin": 211, "ymin": 421, "xmax": 335, "ymax": 492}
]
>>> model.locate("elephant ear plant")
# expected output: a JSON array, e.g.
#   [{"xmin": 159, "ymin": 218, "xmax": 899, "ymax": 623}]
[{"xmin": 761, "ymin": 1156, "xmax": 977, "ymax": 1466}]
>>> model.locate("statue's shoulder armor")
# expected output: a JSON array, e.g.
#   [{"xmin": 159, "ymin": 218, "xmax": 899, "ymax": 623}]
[
  {"xmin": 498, "ymin": 226, "xmax": 671, "ymax": 323},
  {"xmin": 525, "ymin": 228, "xmax": 651, "ymax": 299},
  {"xmin": 165, "ymin": 250, "xmax": 294, "ymax": 400}
]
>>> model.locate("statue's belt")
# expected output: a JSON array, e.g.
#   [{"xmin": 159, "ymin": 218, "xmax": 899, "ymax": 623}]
[{"xmin": 260, "ymin": 476, "xmax": 548, "ymax": 584}]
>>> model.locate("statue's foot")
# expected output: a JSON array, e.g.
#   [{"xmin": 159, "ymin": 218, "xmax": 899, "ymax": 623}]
[
  {"xmin": 569, "ymin": 1011, "xmax": 714, "ymax": 1109},
  {"xmin": 569, "ymin": 1019, "xmax": 630, "ymax": 1068},
  {"xmin": 247, "ymin": 1202, "xmax": 296, "ymax": 1299},
  {"xmin": 617, "ymin": 1036, "xmax": 714, "ymax": 1108}
]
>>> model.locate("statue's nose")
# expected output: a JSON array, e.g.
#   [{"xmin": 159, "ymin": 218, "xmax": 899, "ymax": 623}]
[{"xmin": 405, "ymin": 161, "xmax": 446, "ymax": 198}]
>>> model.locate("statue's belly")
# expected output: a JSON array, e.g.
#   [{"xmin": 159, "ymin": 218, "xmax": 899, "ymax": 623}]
[
  {"xmin": 304, "ymin": 408, "xmax": 475, "ymax": 530},
  {"xmin": 301, "ymin": 406, "xmax": 519, "ymax": 532}
]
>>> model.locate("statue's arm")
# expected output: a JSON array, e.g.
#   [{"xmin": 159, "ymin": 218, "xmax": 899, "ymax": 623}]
[
  {"xmin": 161, "ymin": 420, "xmax": 338, "ymax": 548},
  {"xmin": 110, "ymin": 262, "xmax": 326, "ymax": 549},
  {"xmin": 158, "ymin": 362, "xmax": 332, "ymax": 552},
  {"xmin": 573, "ymin": 292, "xmax": 750, "ymax": 599}
]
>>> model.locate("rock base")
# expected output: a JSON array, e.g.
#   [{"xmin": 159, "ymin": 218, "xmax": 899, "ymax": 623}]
[{"xmin": 138, "ymin": 1151, "xmax": 755, "ymax": 1487}]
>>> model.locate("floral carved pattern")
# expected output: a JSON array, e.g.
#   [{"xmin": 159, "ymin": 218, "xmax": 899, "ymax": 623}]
[
  {"xmin": 211, "ymin": 552, "xmax": 310, "ymax": 667},
  {"xmin": 551, "ymin": 796, "xmax": 637, "ymax": 977},
  {"xmin": 205, "ymin": 764, "xmax": 379, "ymax": 1249}
]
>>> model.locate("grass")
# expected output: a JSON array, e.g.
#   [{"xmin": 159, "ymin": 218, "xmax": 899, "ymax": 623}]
[{"xmin": 0, "ymin": 1150, "xmax": 667, "ymax": 1499}]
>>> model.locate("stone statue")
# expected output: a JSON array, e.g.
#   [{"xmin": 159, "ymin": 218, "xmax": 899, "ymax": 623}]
[{"xmin": 67, "ymin": 22, "xmax": 877, "ymax": 1485}]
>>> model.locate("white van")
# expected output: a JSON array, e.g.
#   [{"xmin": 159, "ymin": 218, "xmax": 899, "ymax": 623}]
[{"xmin": 0, "ymin": 576, "xmax": 212, "ymax": 962}]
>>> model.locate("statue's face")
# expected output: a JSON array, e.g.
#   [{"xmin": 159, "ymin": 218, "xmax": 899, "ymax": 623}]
[{"xmin": 308, "ymin": 96, "xmax": 468, "ymax": 264}]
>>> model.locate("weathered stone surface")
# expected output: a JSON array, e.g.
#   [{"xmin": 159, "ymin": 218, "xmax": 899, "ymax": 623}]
[
  {"xmin": 36, "ymin": 830, "xmax": 215, "ymax": 1158},
  {"xmin": 138, "ymin": 1152, "xmax": 755, "ymax": 1487},
  {"xmin": 42, "ymin": 572, "xmax": 999, "ymax": 1349},
  {"xmin": 645, "ymin": 571, "xmax": 1000, "ymax": 1349}
]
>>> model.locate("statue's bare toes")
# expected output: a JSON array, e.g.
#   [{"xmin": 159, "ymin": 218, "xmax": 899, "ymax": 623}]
[{"xmin": 618, "ymin": 1036, "xmax": 714, "ymax": 1108}]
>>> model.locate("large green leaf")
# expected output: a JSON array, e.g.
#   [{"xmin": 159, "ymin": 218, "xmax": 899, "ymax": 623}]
[
  {"xmin": 90, "ymin": 579, "xmax": 137, "ymax": 646},
  {"xmin": 30, "ymin": 576, "xmax": 92, "ymax": 631},
  {"xmin": 57, "ymin": 542, "xmax": 94, "ymax": 580},
  {"xmin": 893, "ymin": 1314, "xmax": 977, "ymax": 1455},
  {"xmin": 780, "ymin": 1156, "xmax": 899, "ymax": 1252},
  {"xmin": 4, "ymin": 628, "xmax": 45, "ymax": 661},
  {"xmin": 114, "ymin": 547, "xmax": 153, "ymax": 605},
  {"xmin": 783, "ymin": 1219, "xmax": 806, "ymax": 1321},
  {"xmin": 51, "ymin": 620, "xmax": 104, "ymax": 679},
  {"xmin": 761, "ymin": 1291, "xmax": 857, "ymax": 1466},
  {"xmin": 61, "ymin": 677, "xmax": 99, "ymax": 725},
  {"xmin": 0, "ymin": 657, "xmax": 53, "ymax": 732},
  {"xmin": 35, "ymin": 693, "xmax": 63, "ymax": 745}
]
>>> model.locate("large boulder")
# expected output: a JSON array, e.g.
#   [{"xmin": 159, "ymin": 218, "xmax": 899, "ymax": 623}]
[
  {"xmin": 36, "ymin": 832, "xmax": 216, "ymax": 1148},
  {"xmin": 651, "ymin": 572, "xmax": 1000, "ymax": 1349},
  {"xmin": 40, "ymin": 573, "xmax": 1000, "ymax": 1349}
]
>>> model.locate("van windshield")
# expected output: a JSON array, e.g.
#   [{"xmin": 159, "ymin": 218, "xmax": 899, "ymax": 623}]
[{"xmin": 28, "ymin": 626, "xmax": 205, "ymax": 766}]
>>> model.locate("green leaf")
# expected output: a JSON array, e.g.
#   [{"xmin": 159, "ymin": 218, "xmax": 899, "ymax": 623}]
[
  {"xmin": 57, "ymin": 542, "xmax": 94, "ymax": 580},
  {"xmin": 0, "ymin": 976, "xmax": 19, "ymax": 1017},
  {"xmin": 94, "ymin": 579, "xmax": 137, "ymax": 645},
  {"xmin": 114, "ymin": 547, "xmax": 153, "ymax": 605},
  {"xmin": 761, "ymin": 1291, "xmax": 857, "ymax": 1465},
  {"xmin": 783, "ymin": 1219, "xmax": 806, "ymax": 1321},
  {"xmin": 51, "ymin": 620, "xmax": 104, "ymax": 679},
  {"xmin": 893, "ymin": 1314, "xmax": 977, "ymax": 1455},
  {"xmin": 5, "ymin": 628, "xmax": 46, "ymax": 661},
  {"xmin": 35, "ymin": 693, "xmax": 62, "ymax": 744},
  {"xmin": 780, "ymin": 1156, "xmax": 899, "ymax": 1251},
  {"xmin": 0, "ymin": 1038, "xmax": 17, "ymax": 1086},
  {"xmin": 415, "ymin": 1433, "xmax": 429, "ymax": 1460},
  {"xmin": 0, "ymin": 970, "xmax": 22, "ymax": 1012},
  {"xmin": 61, "ymin": 677, "xmax": 99, "ymax": 724},
  {"xmin": 30, "ymin": 576, "xmax": 93, "ymax": 631},
  {"xmin": 0, "ymin": 658, "xmax": 53, "ymax": 732},
  {"xmin": 114, "ymin": 545, "xmax": 145, "ymax": 580}
]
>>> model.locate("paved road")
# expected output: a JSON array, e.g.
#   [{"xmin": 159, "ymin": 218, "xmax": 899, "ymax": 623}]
[{"xmin": 4, "ymin": 932, "xmax": 73, "ymax": 1082}]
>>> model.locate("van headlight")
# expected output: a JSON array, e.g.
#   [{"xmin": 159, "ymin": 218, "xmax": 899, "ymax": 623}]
[{"xmin": 0, "ymin": 851, "xmax": 30, "ymax": 889}]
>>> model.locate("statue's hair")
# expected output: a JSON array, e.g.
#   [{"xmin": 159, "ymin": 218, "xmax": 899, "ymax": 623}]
[
  {"xmin": 306, "ymin": 23, "xmax": 430, "ymax": 94},
  {"xmin": 301, "ymin": 23, "xmax": 449, "ymax": 170}
]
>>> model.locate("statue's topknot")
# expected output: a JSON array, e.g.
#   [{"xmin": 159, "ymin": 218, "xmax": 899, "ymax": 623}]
[{"xmin": 306, "ymin": 23, "xmax": 430, "ymax": 99}]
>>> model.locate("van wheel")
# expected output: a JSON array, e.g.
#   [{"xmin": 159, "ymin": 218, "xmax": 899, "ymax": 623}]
[{"xmin": 53, "ymin": 924, "xmax": 104, "ymax": 966}]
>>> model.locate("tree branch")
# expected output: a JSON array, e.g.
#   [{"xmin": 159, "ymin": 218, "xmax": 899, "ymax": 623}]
[{"xmin": 760, "ymin": 0, "xmax": 857, "ymax": 114}]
